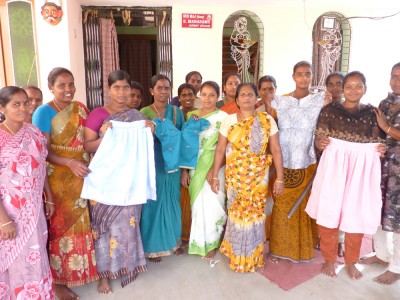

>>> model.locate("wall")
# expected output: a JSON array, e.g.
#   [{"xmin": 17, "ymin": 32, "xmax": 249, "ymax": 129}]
[{"xmin": 33, "ymin": 0, "xmax": 400, "ymax": 106}]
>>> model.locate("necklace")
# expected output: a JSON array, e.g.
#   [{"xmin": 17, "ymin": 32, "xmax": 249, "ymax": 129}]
[
  {"xmin": 53, "ymin": 100, "xmax": 62, "ymax": 112},
  {"xmin": 3, "ymin": 122, "xmax": 16, "ymax": 135},
  {"xmin": 152, "ymin": 104, "xmax": 165, "ymax": 119}
]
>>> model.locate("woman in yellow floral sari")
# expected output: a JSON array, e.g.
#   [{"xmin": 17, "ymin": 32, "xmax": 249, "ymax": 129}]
[
  {"xmin": 33, "ymin": 67, "xmax": 98, "ymax": 300},
  {"xmin": 211, "ymin": 83, "xmax": 284, "ymax": 272}
]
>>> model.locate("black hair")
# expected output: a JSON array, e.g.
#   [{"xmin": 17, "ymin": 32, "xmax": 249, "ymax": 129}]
[
  {"xmin": 108, "ymin": 70, "xmax": 130, "ymax": 87},
  {"xmin": 325, "ymin": 72, "xmax": 344, "ymax": 86},
  {"xmin": 343, "ymin": 71, "xmax": 366, "ymax": 87},
  {"xmin": 223, "ymin": 73, "xmax": 241, "ymax": 86},
  {"xmin": 293, "ymin": 61, "xmax": 312, "ymax": 74},
  {"xmin": 22, "ymin": 85, "xmax": 43, "ymax": 98},
  {"xmin": 130, "ymin": 81, "xmax": 144, "ymax": 94},
  {"xmin": 235, "ymin": 83, "xmax": 259, "ymax": 99},
  {"xmin": 391, "ymin": 62, "xmax": 400, "ymax": 73},
  {"xmin": 150, "ymin": 74, "xmax": 171, "ymax": 88},
  {"xmin": 258, "ymin": 75, "xmax": 277, "ymax": 89},
  {"xmin": 185, "ymin": 71, "xmax": 202, "ymax": 83},
  {"xmin": 48, "ymin": 67, "xmax": 74, "ymax": 86},
  {"xmin": 0, "ymin": 86, "xmax": 28, "ymax": 107},
  {"xmin": 200, "ymin": 81, "xmax": 220, "ymax": 97},
  {"xmin": 178, "ymin": 83, "xmax": 196, "ymax": 97}
]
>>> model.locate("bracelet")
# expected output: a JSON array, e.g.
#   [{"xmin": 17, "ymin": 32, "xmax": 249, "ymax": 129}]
[
  {"xmin": 45, "ymin": 201, "xmax": 55, "ymax": 205},
  {"xmin": 1, "ymin": 220, "xmax": 13, "ymax": 227},
  {"xmin": 212, "ymin": 177, "xmax": 219, "ymax": 181},
  {"xmin": 67, "ymin": 159, "xmax": 74, "ymax": 167},
  {"xmin": 387, "ymin": 126, "xmax": 392, "ymax": 134},
  {"xmin": 275, "ymin": 180, "xmax": 284, "ymax": 184}
]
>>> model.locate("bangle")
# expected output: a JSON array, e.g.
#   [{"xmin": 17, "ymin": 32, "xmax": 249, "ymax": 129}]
[
  {"xmin": 387, "ymin": 126, "xmax": 392, "ymax": 134},
  {"xmin": 212, "ymin": 177, "xmax": 219, "ymax": 181},
  {"xmin": 1, "ymin": 220, "xmax": 13, "ymax": 227},
  {"xmin": 67, "ymin": 159, "xmax": 74, "ymax": 167},
  {"xmin": 45, "ymin": 201, "xmax": 55, "ymax": 205},
  {"xmin": 275, "ymin": 180, "xmax": 284, "ymax": 184}
]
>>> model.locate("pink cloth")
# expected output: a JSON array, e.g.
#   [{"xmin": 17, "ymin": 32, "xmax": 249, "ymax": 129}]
[
  {"xmin": 306, "ymin": 138, "xmax": 382, "ymax": 234},
  {"xmin": 0, "ymin": 124, "xmax": 53, "ymax": 299},
  {"xmin": 85, "ymin": 107, "xmax": 110, "ymax": 132}
]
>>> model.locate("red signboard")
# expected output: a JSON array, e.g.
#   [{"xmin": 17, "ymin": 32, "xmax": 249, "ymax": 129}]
[{"xmin": 182, "ymin": 13, "xmax": 212, "ymax": 29}]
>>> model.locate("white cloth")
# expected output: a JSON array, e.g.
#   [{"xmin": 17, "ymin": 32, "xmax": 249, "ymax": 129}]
[
  {"xmin": 81, "ymin": 120, "xmax": 156, "ymax": 206},
  {"xmin": 272, "ymin": 92, "xmax": 324, "ymax": 169},
  {"xmin": 374, "ymin": 226, "xmax": 400, "ymax": 274}
]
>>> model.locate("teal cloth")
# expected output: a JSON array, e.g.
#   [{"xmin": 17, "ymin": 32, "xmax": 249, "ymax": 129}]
[{"xmin": 140, "ymin": 104, "xmax": 184, "ymax": 255}]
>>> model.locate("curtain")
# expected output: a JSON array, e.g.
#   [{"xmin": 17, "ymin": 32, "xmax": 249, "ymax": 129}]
[
  {"xmin": 119, "ymin": 39, "xmax": 152, "ymax": 108},
  {"xmin": 99, "ymin": 18, "xmax": 120, "ymax": 104},
  {"xmin": 157, "ymin": 11, "xmax": 173, "ymax": 97},
  {"xmin": 83, "ymin": 17, "xmax": 102, "ymax": 111}
]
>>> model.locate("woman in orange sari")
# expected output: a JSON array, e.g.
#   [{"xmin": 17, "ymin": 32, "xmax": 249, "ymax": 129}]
[{"xmin": 33, "ymin": 67, "xmax": 98, "ymax": 300}]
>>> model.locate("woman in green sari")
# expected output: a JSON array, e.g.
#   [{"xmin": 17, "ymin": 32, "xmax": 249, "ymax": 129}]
[{"xmin": 182, "ymin": 81, "xmax": 228, "ymax": 259}]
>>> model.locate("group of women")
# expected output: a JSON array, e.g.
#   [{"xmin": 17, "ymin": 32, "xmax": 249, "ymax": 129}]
[{"xmin": 1, "ymin": 61, "xmax": 399, "ymax": 299}]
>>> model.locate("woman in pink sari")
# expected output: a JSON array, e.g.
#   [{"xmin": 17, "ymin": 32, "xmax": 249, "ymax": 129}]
[{"xmin": 0, "ymin": 86, "xmax": 54, "ymax": 299}]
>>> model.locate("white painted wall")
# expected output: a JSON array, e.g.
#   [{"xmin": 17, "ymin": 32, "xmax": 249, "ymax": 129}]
[{"xmin": 33, "ymin": 0, "xmax": 400, "ymax": 106}]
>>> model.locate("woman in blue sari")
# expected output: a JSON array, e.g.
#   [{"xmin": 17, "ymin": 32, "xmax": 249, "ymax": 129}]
[{"xmin": 140, "ymin": 75, "xmax": 185, "ymax": 263}]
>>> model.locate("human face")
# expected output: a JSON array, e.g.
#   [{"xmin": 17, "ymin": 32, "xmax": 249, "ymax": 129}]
[
  {"xmin": 126, "ymin": 88, "xmax": 142, "ymax": 109},
  {"xmin": 188, "ymin": 74, "xmax": 202, "ymax": 94},
  {"xmin": 390, "ymin": 67, "xmax": 400, "ymax": 95},
  {"xmin": 150, "ymin": 79, "xmax": 171, "ymax": 104},
  {"xmin": 343, "ymin": 75, "xmax": 366, "ymax": 104},
  {"xmin": 109, "ymin": 80, "xmax": 131, "ymax": 105},
  {"xmin": 25, "ymin": 88, "xmax": 43, "ymax": 116},
  {"xmin": 179, "ymin": 88, "xmax": 195, "ymax": 110},
  {"xmin": 236, "ymin": 85, "xmax": 257, "ymax": 110},
  {"xmin": 326, "ymin": 75, "xmax": 343, "ymax": 101},
  {"xmin": 292, "ymin": 66, "xmax": 312, "ymax": 89},
  {"xmin": 0, "ymin": 92, "xmax": 29, "ymax": 124},
  {"xmin": 200, "ymin": 85, "xmax": 218, "ymax": 111},
  {"xmin": 258, "ymin": 81, "xmax": 276, "ymax": 105},
  {"xmin": 49, "ymin": 73, "xmax": 75, "ymax": 104},
  {"xmin": 224, "ymin": 76, "xmax": 240, "ymax": 98}
]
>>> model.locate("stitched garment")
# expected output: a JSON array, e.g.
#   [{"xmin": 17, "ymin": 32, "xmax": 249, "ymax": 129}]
[{"xmin": 179, "ymin": 117, "xmax": 210, "ymax": 169}]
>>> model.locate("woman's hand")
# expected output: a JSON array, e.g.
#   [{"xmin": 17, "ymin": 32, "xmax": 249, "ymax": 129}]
[
  {"xmin": 374, "ymin": 108, "xmax": 390, "ymax": 132},
  {"xmin": 45, "ymin": 202, "xmax": 55, "ymax": 219},
  {"xmin": 315, "ymin": 135, "xmax": 330, "ymax": 151},
  {"xmin": 210, "ymin": 178, "xmax": 220, "ymax": 194},
  {"xmin": 145, "ymin": 120, "xmax": 155, "ymax": 134},
  {"xmin": 99, "ymin": 122, "xmax": 112, "ymax": 136},
  {"xmin": 0, "ymin": 220, "xmax": 16, "ymax": 240},
  {"xmin": 68, "ymin": 159, "xmax": 90, "ymax": 177},
  {"xmin": 190, "ymin": 114, "xmax": 199, "ymax": 120},
  {"xmin": 273, "ymin": 180, "xmax": 284, "ymax": 196},
  {"xmin": 376, "ymin": 143, "xmax": 387, "ymax": 158},
  {"xmin": 180, "ymin": 169, "xmax": 190, "ymax": 188},
  {"xmin": 323, "ymin": 91, "xmax": 333, "ymax": 107}
]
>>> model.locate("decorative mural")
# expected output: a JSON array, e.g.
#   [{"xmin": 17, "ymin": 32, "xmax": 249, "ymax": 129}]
[{"xmin": 41, "ymin": 1, "xmax": 63, "ymax": 25}]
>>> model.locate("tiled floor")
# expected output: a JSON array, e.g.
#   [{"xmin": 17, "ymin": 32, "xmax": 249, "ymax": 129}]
[{"xmin": 70, "ymin": 250, "xmax": 398, "ymax": 300}]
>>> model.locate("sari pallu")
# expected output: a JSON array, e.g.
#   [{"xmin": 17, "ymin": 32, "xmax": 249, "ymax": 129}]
[
  {"xmin": 89, "ymin": 109, "xmax": 148, "ymax": 287},
  {"xmin": 47, "ymin": 101, "xmax": 98, "ymax": 286},
  {"xmin": 0, "ymin": 125, "xmax": 54, "ymax": 299},
  {"xmin": 188, "ymin": 110, "xmax": 227, "ymax": 256},
  {"xmin": 220, "ymin": 112, "xmax": 273, "ymax": 272}
]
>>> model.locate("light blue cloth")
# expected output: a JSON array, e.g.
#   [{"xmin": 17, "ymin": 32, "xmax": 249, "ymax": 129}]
[
  {"xmin": 32, "ymin": 104, "xmax": 57, "ymax": 133},
  {"xmin": 180, "ymin": 117, "xmax": 210, "ymax": 169},
  {"xmin": 154, "ymin": 118, "xmax": 182, "ymax": 173},
  {"xmin": 140, "ymin": 104, "xmax": 184, "ymax": 256}
]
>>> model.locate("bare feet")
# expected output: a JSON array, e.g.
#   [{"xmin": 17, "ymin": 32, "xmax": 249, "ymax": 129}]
[
  {"xmin": 314, "ymin": 237, "xmax": 321, "ymax": 250},
  {"xmin": 373, "ymin": 270, "xmax": 400, "ymax": 285},
  {"xmin": 149, "ymin": 257, "xmax": 162, "ymax": 263},
  {"xmin": 359, "ymin": 255, "xmax": 389, "ymax": 266},
  {"xmin": 98, "ymin": 277, "xmax": 112, "ymax": 295},
  {"xmin": 345, "ymin": 263, "xmax": 362, "ymax": 280},
  {"xmin": 54, "ymin": 284, "xmax": 80, "ymax": 300},
  {"xmin": 181, "ymin": 240, "xmax": 189, "ymax": 249},
  {"xmin": 204, "ymin": 249, "xmax": 217, "ymax": 260},
  {"xmin": 267, "ymin": 255, "xmax": 279, "ymax": 264},
  {"xmin": 174, "ymin": 248, "xmax": 184, "ymax": 256},
  {"xmin": 337, "ymin": 242, "xmax": 344, "ymax": 257},
  {"xmin": 322, "ymin": 262, "xmax": 337, "ymax": 278}
]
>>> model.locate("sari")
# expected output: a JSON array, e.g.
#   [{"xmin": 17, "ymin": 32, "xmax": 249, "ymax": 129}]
[
  {"xmin": 0, "ymin": 124, "xmax": 54, "ymax": 299},
  {"xmin": 45, "ymin": 101, "xmax": 98, "ymax": 286},
  {"xmin": 140, "ymin": 104, "xmax": 184, "ymax": 257},
  {"xmin": 219, "ymin": 112, "xmax": 277, "ymax": 272},
  {"xmin": 88, "ymin": 108, "xmax": 148, "ymax": 287},
  {"xmin": 187, "ymin": 110, "xmax": 228, "ymax": 256},
  {"xmin": 220, "ymin": 101, "xmax": 240, "ymax": 115}
]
